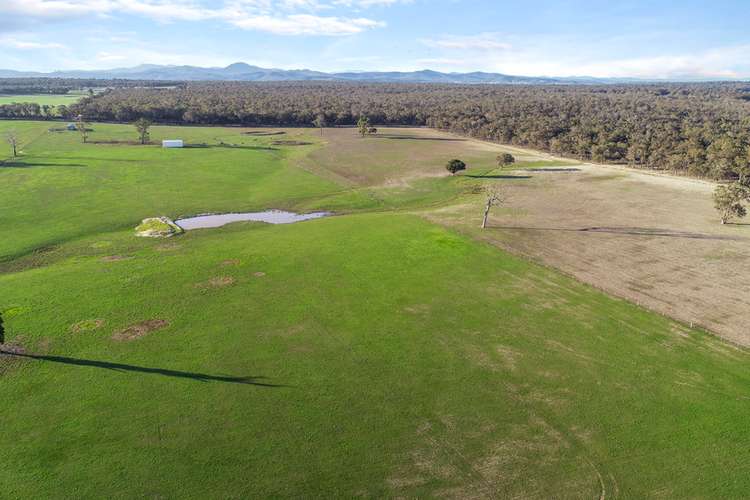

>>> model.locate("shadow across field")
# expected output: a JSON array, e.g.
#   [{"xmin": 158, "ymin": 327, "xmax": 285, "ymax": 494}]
[
  {"xmin": 491, "ymin": 225, "xmax": 745, "ymax": 241},
  {"xmin": 0, "ymin": 161, "xmax": 86, "ymax": 168},
  {"xmin": 0, "ymin": 350, "xmax": 285, "ymax": 387},
  {"xmin": 374, "ymin": 134, "xmax": 467, "ymax": 142},
  {"xmin": 89, "ymin": 140, "xmax": 149, "ymax": 146},
  {"xmin": 466, "ymin": 174, "xmax": 533, "ymax": 179},
  {"xmin": 185, "ymin": 144, "xmax": 279, "ymax": 152},
  {"xmin": 525, "ymin": 168, "xmax": 581, "ymax": 172}
]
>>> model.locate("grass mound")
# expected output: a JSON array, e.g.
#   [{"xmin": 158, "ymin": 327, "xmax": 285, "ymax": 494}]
[{"xmin": 135, "ymin": 217, "xmax": 184, "ymax": 238}]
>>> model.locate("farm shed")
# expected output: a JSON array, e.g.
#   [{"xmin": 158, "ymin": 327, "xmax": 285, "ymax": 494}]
[{"xmin": 162, "ymin": 139, "xmax": 184, "ymax": 148}]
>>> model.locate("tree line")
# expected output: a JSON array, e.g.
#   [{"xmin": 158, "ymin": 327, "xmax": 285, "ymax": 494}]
[
  {"xmin": 3, "ymin": 80, "xmax": 750, "ymax": 181},
  {"xmin": 0, "ymin": 78, "xmax": 182, "ymax": 94}
]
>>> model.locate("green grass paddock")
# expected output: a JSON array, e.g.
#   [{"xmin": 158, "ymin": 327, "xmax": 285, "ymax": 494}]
[{"xmin": 2, "ymin": 121, "xmax": 750, "ymax": 498}]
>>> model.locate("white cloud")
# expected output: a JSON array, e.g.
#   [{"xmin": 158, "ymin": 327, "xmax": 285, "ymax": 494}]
[
  {"xmin": 419, "ymin": 31, "xmax": 750, "ymax": 79},
  {"xmin": 416, "ymin": 58, "xmax": 465, "ymax": 66},
  {"xmin": 569, "ymin": 46, "xmax": 750, "ymax": 79},
  {"xmin": 92, "ymin": 47, "xmax": 234, "ymax": 66},
  {"xmin": 0, "ymin": 0, "xmax": 394, "ymax": 36},
  {"xmin": 421, "ymin": 33, "xmax": 512, "ymax": 51},
  {"xmin": 333, "ymin": 0, "xmax": 410, "ymax": 6},
  {"xmin": 229, "ymin": 13, "xmax": 383, "ymax": 35},
  {"xmin": 0, "ymin": 37, "xmax": 66, "ymax": 49}
]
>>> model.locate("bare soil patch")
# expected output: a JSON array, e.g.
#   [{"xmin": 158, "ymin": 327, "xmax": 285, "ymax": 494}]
[
  {"xmin": 196, "ymin": 276, "xmax": 236, "ymax": 288},
  {"xmin": 70, "ymin": 319, "xmax": 105, "ymax": 333},
  {"xmin": 427, "ymin": 153, "xmax": 750, "ymax": 346},
  {"xmin": 220, "ymin": 259, "xmax": 241, "ymax": 267},
  {"xmin": 112, "ymin": 319, "xmax": 170, "ymax": 341},
  {"xmin": 0, "ymin": 337, "xmax": 27, "ymax": 375},
  {"xmin": 253, "ymin": 272, "xmax": 266, "ymax": 277},
  {"xmin": 101, "ymin": 255, "xmax": 133, "ymax": 262}
]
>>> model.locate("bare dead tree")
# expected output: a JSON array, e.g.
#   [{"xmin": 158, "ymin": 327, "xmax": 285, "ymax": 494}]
[
  {"xmin": 5, "ymin": 130, "xmax": 18, "ymax": 158},
  {"xmin": 76, "ymin": 114, "xmax": 89, "ymax": 143},
  {"xmin": 482, "ymin": 188, "xmax": 507, "ymax": 229}
]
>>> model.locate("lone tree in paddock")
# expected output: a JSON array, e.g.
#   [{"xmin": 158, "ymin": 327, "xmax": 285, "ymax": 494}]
[
  {"xmin": 498, "ymin": 153, "xmax": 515, "ymax": 167},
  {"xmin": 134, "ymin": 117, "xmax": 152, "ymax": 145},
  {"xmin": 5, "ymin": 130, "xmax": 19, "ymax": 158},
  {"xmin": 313, "ymin": 113, "xmax": 326, "ymax": 136},
  {"xmin": 357, "ymin": 115, "xmax": 374, "ymax": 138},
  {"xmin": 482, "ymin": 187, "xmax": 507, "ymax": 229},
  {"xmin": 76, "ymin": 114, "xmax": 89, "ymax": 143},
  {"xmin": 446, "ymin": 159, "xmax": 466, "ymax": 175},
  {"xmin": 713, "ymin": 182, "xmax": 749, "ymax": 224}
]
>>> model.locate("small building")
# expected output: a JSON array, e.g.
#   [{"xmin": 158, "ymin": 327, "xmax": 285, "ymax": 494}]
[
  {"xmin": 66, "ymin": 123, "xmax": 77, "ymax": 131},
  {"xmin": 162, "ymin": 139, "xmax": 184, "ymax": 148}
]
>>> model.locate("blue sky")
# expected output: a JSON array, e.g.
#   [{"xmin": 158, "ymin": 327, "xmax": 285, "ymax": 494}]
[{"xmin": 1, "ymin": 0, "xmax": 749, "ymax": 78}]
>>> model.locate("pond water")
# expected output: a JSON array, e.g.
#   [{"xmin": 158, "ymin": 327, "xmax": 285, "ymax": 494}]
[{"xmin": 175, "ymin": 210, "xmax": 331, "ymax": 230}]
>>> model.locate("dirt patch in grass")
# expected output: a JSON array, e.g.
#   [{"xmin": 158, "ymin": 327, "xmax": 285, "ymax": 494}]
[
  {"xmin": 404, "ymin": 304, "xmax": 430, "ymax": 315},
  {"xmin": 253, "ymin": 272, "xmax": 266, "ymax": 277},
  {"xmin": 221, "ymin": 259, "xmax": 240, "ymax": 267},
  {"xmin": 70, "ymin": 319, "xmax": 105, "ymax": 333},
  {"xmin": 210, "ymin": 276, "xmax": 235, "ymax": 287},
  {"xmin": 196, "ymin": 276, "xmax": 236, "ymax": 288},
  {"xmin": 0, "ymin": 337, "xmax": 27, "ymax": 375},
  {"xmin": 101, "ymin": 255, "xmax": 133, "ymax": 262},
  {"xmin": 112, "ymin": 319, "xmax": 170, "ymax": 341}
]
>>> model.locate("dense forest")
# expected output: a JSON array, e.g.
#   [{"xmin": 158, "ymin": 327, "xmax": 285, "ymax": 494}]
[{"xmin": 4, "ymin": 80, "xmax": 750, "ymax": 180}]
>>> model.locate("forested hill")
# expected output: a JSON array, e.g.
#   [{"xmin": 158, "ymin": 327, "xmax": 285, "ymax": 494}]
[
  {"xmin": 5, "ymin": 81, "xmax": 750, "ymax": 181},
  {"xmin": 0, "ymin": 63, "xmax": 580, "ymax": 84}
]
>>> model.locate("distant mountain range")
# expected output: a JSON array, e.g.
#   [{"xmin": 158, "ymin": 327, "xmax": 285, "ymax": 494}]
[{"xmin": 0, "ymin": 62, "xmax": 657, "ymax": 84}]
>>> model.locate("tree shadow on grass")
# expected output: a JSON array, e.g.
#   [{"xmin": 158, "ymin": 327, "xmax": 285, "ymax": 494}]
[
  {"xmin": 465, "ymin": 174, "xmax": 532, "ymax": 179},
  {"xmin": 525, "ymin": 168, "xmax": 581, "ymax": 172},
  {"xmin": 490, "ymin": 225, "xmax": 745, "ymax": 241},
  {"xmin": 186, "ymin": 144, "xmax": 280, "ymax": 152},
  {"xmin": 0, "ymin": 350, "xmax": 285, "ymax": 387},
  {"xmin": 0, "ymin": 161, "xmax": 86, "ymax": 168},
  {"xmin": 374, "ymin": 135, "xmax": 467, "ymax": 142}
]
